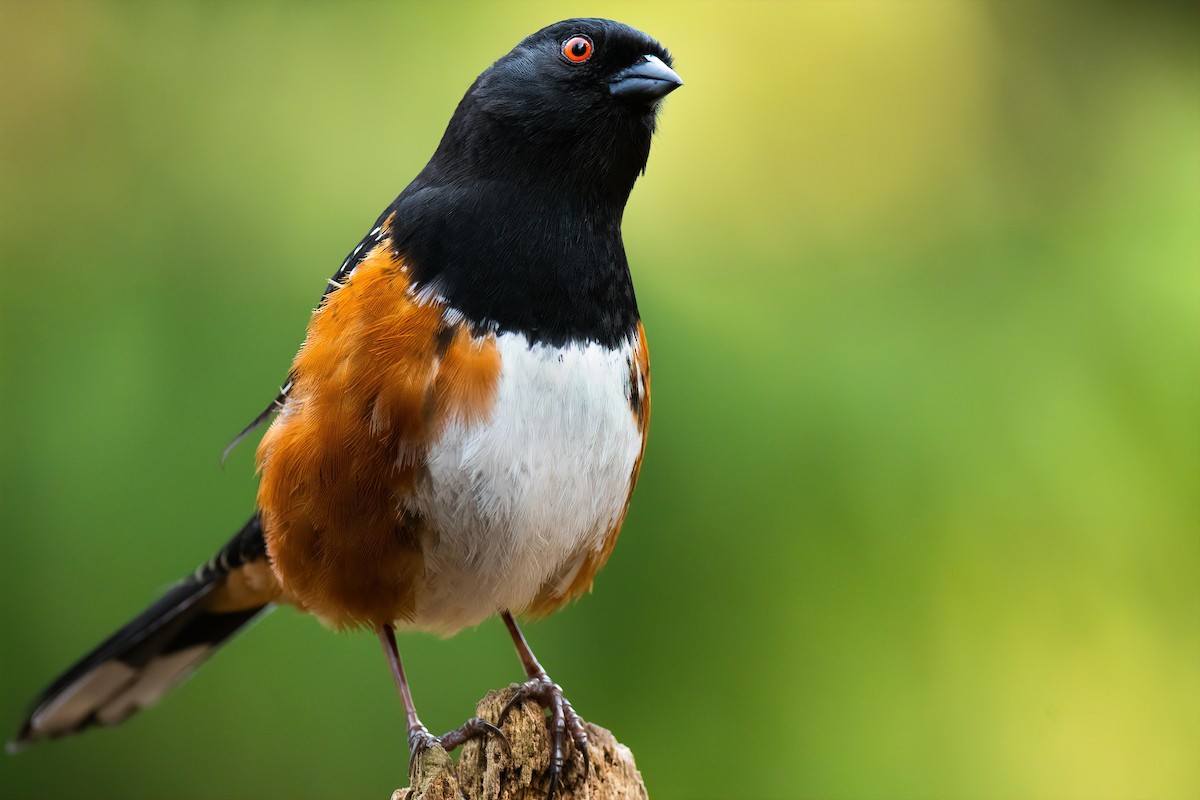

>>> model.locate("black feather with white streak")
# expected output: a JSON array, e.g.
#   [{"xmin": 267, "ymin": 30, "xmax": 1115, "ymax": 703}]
[{"xmin": 8, "ymin": 516, "xmax": 270, "ymax": 751}]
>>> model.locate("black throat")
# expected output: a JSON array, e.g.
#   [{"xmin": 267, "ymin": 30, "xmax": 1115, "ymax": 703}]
[{"xmin": 385, "ymin": 174, "xmax": 640, "ymax": 350}]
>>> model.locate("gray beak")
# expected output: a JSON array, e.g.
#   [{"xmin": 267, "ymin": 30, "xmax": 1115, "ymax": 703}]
[{"xmin": 609, "ymin": 54, "xmax": 683, "ymax": 105}]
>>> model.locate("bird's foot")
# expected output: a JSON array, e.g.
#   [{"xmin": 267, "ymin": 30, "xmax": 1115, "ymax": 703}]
[
  {"xmin": 499, "ymin": 677, "xmax": 589, "ymax": 797},
  {"xmin": 408, "ymin": 716, "xmax": 506, "ymax": 755}
]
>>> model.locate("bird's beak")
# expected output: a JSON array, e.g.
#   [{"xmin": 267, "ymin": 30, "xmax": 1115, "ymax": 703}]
[{"xmin": 609, "ymin": 55, "xmax": 683, "ymax": 105}]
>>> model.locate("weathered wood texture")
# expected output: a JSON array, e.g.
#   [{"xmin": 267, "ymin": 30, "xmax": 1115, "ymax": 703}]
[{"xmin": 392, "ymin": 687, "xmax": 647, "ymax": 800}]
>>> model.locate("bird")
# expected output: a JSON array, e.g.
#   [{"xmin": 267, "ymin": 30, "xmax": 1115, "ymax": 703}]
[{"xmin": 8, "ymin": 16, "xmax": 680, "ymax": 791}]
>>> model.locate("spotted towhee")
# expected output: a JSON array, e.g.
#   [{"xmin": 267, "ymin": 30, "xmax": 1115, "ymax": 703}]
[{"xmin": 9, "ymin": 17, "xmax": 680, "ymax": 789}]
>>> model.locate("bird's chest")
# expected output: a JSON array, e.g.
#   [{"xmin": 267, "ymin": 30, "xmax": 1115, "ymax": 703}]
[{"xmin": 403, "ymin": 331, "xmax": 645, "ymax": 631}]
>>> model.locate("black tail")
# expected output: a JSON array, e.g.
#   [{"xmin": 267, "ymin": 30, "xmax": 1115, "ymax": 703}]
[{"xmin": 8, "ymin": 514, "xmax": 273, "ymax": 752}]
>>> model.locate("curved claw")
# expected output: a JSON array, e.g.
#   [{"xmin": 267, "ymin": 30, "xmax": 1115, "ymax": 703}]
[
  {"xmin": 407, "ymin": 725, "xmax": 439, "ymax": 756},
  {"xmin": 435, "ymin": 716, "xmax": 510, "ymax": 753},
  {"xmin": 498, "ymin": 683, "xmax": 530, "ymax": 728},
  {"xmin": 407, "ymin": 716, "xmax": 508, "ymax": 761}
]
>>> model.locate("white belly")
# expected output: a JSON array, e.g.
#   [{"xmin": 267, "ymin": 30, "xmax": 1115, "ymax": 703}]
[{"xmin": 403, "ymin": 331, "xmax": 644, "ymax": 634}]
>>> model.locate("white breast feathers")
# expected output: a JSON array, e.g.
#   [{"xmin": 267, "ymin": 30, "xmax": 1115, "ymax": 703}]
[{"xmin": 403, "ymin": 331, "xmax": 644, "ymax": 634}]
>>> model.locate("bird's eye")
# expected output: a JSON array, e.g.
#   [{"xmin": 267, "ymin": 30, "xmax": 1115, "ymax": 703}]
[{"xmin": 562, "ymin": 36, "xmax": 593, "ymax": 63}]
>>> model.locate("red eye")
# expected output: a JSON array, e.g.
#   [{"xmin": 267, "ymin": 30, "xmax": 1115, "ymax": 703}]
[{"xmin": 562, "ymin": 35, "xmax": 593, "ymax": 63}]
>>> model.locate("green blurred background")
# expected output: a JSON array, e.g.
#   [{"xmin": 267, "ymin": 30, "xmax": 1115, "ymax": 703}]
[{"xmin": 1, "ymin": 3, "xmax": 1196, "ymax": 799}]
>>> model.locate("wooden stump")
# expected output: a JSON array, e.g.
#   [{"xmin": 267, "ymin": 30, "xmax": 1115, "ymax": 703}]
[{"xmin": 391, "ymin": 687, "xmax": 647, "ymax": 800}]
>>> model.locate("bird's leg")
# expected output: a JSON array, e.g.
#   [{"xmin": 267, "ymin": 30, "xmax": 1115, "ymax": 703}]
[
  {"xmin": 376, "ymin": 624, "xmax": 502, "ymax": 756},
  {"xmin": 498, "ymin": 611, "xmax": 590, "ymax": 794}
]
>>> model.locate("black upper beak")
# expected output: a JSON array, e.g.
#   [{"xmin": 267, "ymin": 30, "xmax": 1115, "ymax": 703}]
[{"xmin": 609, "ymin": 55, "xmax": 683, "ymax": 105}]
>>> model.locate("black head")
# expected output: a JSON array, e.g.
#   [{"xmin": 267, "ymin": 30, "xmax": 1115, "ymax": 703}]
[
  {"xmin": 429, "ymin": 18, "xmax": 681, "ymax": 205},
  {"xmin": 373, "ymin": 20, "xmax": 680, "ymax": 348}
]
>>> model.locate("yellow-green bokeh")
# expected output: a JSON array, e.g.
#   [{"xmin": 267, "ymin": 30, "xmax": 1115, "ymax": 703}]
[{"xmin": 1, "ymin": 3, "xmax": 1195, "ymax": 799}]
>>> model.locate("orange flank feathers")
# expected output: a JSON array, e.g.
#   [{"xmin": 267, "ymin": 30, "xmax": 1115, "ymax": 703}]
[{"xmin": 255, "ymin": 242, "xmax": 501, "ymax": 628}]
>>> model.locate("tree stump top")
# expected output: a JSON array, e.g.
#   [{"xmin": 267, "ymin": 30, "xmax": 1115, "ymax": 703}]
[{"xmin": 392, "ymin": 687, "xmax": 647, "ymax": 800}]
